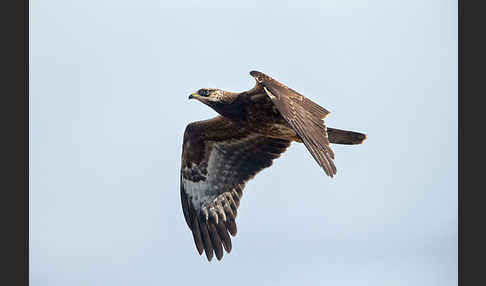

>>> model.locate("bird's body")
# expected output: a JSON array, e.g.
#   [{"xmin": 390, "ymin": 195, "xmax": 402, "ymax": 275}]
[
  {"xmin": 180, "ymin": 71, "xmax": 366, "ymax": 261},
  {"xmin": 221, "ymin": 92, "xmax": 301, "ymax": 141}
]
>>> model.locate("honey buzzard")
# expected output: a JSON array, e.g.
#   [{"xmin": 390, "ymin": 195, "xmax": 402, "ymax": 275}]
[{"xmin": 180, "ymin": 71, "xmax": 366, "ymax": 261}]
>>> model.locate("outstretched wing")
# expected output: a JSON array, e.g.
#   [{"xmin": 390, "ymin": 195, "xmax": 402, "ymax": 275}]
[
  {"xmin": 249, "ymin": 71, "xmax": 337, "ymax": 177},
  {"xmin": 180, "ymin": 116, "xmax": 291, "ymax": 261}
]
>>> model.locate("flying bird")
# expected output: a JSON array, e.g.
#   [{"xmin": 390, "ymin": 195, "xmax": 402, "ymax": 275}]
[{"xmin": 180, "ymin": 71, "xmax": 366, "ymax": 261}]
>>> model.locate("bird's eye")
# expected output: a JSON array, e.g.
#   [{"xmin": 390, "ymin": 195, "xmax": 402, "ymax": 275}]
[{"xmin": 199, "ymin": 89, "xmax": 209, "ymax": 97}]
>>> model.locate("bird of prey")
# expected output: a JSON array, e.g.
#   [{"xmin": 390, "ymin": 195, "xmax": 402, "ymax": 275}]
[{"xmin": 181, "ymin": 71, "xmax": 366, "ymax": 261}]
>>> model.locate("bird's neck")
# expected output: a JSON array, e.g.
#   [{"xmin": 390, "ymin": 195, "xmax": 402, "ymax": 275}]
[{"xmin": 210, "ymin": 101, "xmax": 245, "ymax": 120}]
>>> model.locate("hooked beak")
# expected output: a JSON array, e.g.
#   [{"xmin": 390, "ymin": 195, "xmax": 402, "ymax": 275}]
[{"xmin": 188, "ymin": 92, "xmax": 199, "ymax": 100}]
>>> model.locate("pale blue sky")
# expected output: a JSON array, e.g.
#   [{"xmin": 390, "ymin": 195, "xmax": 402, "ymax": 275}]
[{"xmin": 30, "ymin": 0, "xmax": 457, "ymax": 285}]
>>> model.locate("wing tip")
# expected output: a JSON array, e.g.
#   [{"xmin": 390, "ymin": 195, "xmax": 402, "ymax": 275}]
[
  {"xmin": 250, "ymin": 70, "xmax": 269, "ymax": 83},
  {"xmin": 249, "ymin": 70, "xmax": 262, "ymax": 77},
  {"xmin": 323, "ymin": 162, "xmax": 337, "ymax": 178},
  {"xmin": 196, "ymin": 191, "xmax": 243, "ymax": 262}
]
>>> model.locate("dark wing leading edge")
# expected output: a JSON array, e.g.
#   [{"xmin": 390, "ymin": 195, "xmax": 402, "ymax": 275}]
[
  {"xmin": 249, "ymin": 70, "xmax": 337, "ymax": 177},
  {"xmin": 180, "ymin": 116, "xmax": 291, "ymax": 261}
]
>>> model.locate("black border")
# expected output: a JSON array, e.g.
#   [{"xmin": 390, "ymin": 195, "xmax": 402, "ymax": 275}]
[
  {"xmin": 459, "ymin": 0, "xmax": 483, "ymax": 285},
  {"xmin": 2, "ymin": 0, "xmax": 29, "ymax": 285},
  {"xmin": 458, "ymin": 1, "xmax": 463, "ymax": 285}
]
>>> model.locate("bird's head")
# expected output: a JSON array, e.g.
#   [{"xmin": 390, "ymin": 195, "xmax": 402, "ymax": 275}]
[
  {"xmin": 189, "ymin": 88, "xmax": 242, "ymax": 118},
  {"xmin": 188, "ymin": 88, "xmax": 226, "ymax": 103}
]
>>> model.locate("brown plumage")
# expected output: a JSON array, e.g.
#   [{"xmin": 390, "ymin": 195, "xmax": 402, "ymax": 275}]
[{"xmin": 181, "ymin": 71, "xmax": 366, "ymax": 261}]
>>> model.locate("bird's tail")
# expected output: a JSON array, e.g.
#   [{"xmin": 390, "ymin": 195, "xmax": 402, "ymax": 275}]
[{"xmin": 327, "ymin": 128, "xmax": 367, "ymax": 145}]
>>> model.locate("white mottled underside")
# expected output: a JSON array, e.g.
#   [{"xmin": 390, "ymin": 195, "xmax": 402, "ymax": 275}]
[
  {"xmin": 182, "ymin": 135, "xmax": 259, "ymax": 211},
  {"xmin": 182, "ymin": 145, "xmax": 224, "ymax": 209}
]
